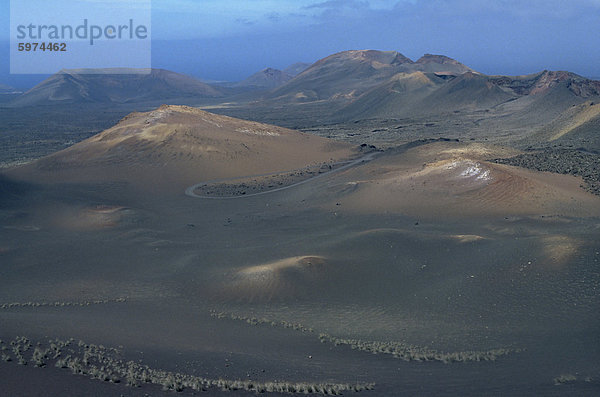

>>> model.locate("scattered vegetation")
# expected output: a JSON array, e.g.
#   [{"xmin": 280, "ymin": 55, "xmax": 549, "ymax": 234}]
[
  {"xmin": 554, "ymin": 374, "xmax": 577, "ymax": 385},
  {"xmin": 210, "ymin": 310, "xmax": 314, "ymax": 333},
  {"xmin": 7, "ymin": 336, "xmax": 32, "ymax": 365},
  {"xmin": 0, "ymin": 336, "xmax": 374, "ymax": 395},
  {"xmin": 552, "ymin": 372, "xmax": 598, "ymax": 385},
  {"xmin": 316, "ymin": 333, "xmax": 517, "ymax": 363},
  {"xmin": 0, "ymin": 297, "xmax": 127, "ymax": 310},
  {"xmin": 210, "ymin": 310, "xmax": 520, "ymax": 364}
]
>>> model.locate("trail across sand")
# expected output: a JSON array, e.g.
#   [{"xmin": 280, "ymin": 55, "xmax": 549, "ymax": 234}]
[{"xmin": 184, "ymin": 151, "xmax": 380, "ymax": 199}]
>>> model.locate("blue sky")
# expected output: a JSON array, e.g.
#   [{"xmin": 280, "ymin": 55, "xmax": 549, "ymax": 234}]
[{"xmin": 2, "ymin": 0, "xmax": 600, "ymax": 87}]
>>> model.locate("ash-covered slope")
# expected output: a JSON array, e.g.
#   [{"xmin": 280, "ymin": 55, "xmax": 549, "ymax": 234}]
[
  {"xmin": 325, "ymin": 141, "xmax": 600, "ymax": 218},
  {"xmin": 483, "ymin": 71, "xmax": 600, "ymax": 146},
  {"xmin": 338, "ymin": 71, "xmax": 445, "ymax": 119},
  {"xmin": 338, "ymin": 67, "xmax": 600, "ymax": 125},
  {"xmin": 340, "ymin": 71, "xmax": 515, "ymax": 119}
]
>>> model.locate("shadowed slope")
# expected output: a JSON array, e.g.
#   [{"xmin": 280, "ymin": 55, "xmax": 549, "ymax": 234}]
[
  {"xmin": 339, "ymin": 72, "xmax": 444, "ymax": 119},
  {"xmin": 338, "ymin": 69, "xmax": 600, "ymax": 137},
  {"xmin": 422, "ymin": 72, "xmax": 515, "ymax": 110},
  {"xmin": 340, "ymin": 71, "xmax": 514, "ymax": 119}
]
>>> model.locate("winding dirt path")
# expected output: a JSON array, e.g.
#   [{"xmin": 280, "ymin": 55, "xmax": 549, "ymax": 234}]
[{"xmin": 184, "ymin": 151, "xmax": 380, "ymax": 199}]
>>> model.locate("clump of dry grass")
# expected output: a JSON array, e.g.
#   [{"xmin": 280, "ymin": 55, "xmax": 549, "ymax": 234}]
[
  {"xmin": 210, "ymin": 310, "xmax": 314, "ymax": 333},
  {"xmin": 553, "ymin": 374, "xmax": 577, "ymax": 385},
  {"xmin": 0, "ymin": 297, "xmax": 127, "ymax": 309},
  {"xmin": 2, "ymin": 335, "xmax": 374, "ymax": 395},
  {"xmin": 210, "ymin": 309, "xmax": 521, "ymax": 363},
  {"xmin": 317, "ymin": 333, "xmax": 518, "ymax": 363}
]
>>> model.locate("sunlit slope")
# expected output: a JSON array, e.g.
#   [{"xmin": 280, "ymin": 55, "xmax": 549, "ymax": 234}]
[
  {"xmin": 317, "ymin": 141, "xmax": 600, "ymax": 218},
  {"xmin": 8, "ymin": 105, "xmax": 357, "ymax": 191},
  {"xmin": 547, "ymin": 101, "xmax": 600, "ymax": 141}
]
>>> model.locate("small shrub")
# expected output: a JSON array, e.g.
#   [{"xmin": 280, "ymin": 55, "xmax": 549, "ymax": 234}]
[{"xmin": 554, "ymin": 374, "xmax": 577, "ymax": 385}]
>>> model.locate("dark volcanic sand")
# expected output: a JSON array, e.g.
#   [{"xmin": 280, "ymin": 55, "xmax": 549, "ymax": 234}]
[{"xmin": 1, "ymin": 143, "xmax": 600, "ymax": 396}]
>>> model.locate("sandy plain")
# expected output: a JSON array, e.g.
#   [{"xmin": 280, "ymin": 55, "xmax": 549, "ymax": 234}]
[{"xmin": 1, "ymin": 106, "xmax": 599, "ymax": 396}]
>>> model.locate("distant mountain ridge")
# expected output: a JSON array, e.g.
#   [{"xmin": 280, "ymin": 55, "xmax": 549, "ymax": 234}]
[
  {"xmin": 268, "ymin": 50, "xmax": 475, "ymax": 102},
  {"xmin": 0, "ymin": 83, "xmax": 21, "ymax": 94},
  {"xmin": 7, "ymin": 49, "xmax": 600, "ymax": 140},
  {"xmin": 229, "ymin": 62, "xmax": 312, "ymax": 90},
  {"xmin": 234, "ymin": 68, "xmax": 294, "ymax": 89},
  {"xmin": 10, "ymin": 68, "xmax": 223, "ymax": 107},
  {"xmin": 249, "ymin": 50, "xmax": 599, "ymax": 126},
  {"xmin": 415, "ymin": 54, "xmax": 476, "ymax": 74},
  {"xmin": 490, "ymin": 70, "xmax": 600, "ymax": 97},
  {"xmin": 283, "ymin": 62, "xmax": 312, "ymax": 77}
]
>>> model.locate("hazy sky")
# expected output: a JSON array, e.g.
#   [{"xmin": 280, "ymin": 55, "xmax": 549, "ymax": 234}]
[{"xmin": 1, "ymin": 0, "xmax": 600, "ymax": 86}]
